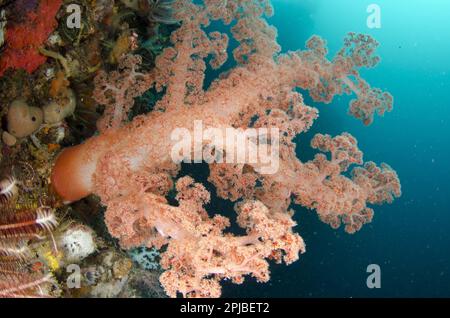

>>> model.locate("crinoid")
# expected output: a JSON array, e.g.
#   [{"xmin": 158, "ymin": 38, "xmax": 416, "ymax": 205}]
[
  {"xmin": 0, "ymin": 206, "xmax": 58, "ymax": 240},
  {"xmin": 0, "ymin": 206, "xmax": 59, "ymax": 298},
  {"xmin": 139, "ymin": 0, "xmax": 180, "ymax": 24},
  {"xmin": 0, "ymin": 175, "xmax": 18, "ymax": 206},
  {"xmin": 0, "ymin": 273, "xmax": 56, "ymax": 298},
  {"xmin": 0, "ymin": 160, "xmax": 45, "ymax": 212}
]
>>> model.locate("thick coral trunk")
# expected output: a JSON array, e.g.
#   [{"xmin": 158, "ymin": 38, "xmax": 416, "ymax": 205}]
[
  {"xmin": 51, "ymin": 58, "xmax": 292, "ymax": 202},
  {"xmin": 51, "ymin": 97, "xmax": 246, "ymax": 202}
]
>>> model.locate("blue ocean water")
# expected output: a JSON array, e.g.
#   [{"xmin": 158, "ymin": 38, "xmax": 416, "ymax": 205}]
[{"xmin": 219, "ymin": 0, "xmax": 450, "ymax": 297}]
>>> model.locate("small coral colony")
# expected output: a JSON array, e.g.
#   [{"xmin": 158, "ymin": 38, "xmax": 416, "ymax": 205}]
[{"xmin": 0, "ymin": 0, "xmax": 401, "ymax": 298}]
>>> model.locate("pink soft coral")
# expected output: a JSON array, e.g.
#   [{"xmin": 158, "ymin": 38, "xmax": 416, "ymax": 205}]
[
  {"xmin": 105, "ymin": 176, "xmax": 304, "ymax": 298},
  {"xmin": 51, "ymin": 0, "xmax": 401, "ymax": 297},
  {"xmin": 93, "ymin": 55, "xmax": 153, "ymax": 132}
]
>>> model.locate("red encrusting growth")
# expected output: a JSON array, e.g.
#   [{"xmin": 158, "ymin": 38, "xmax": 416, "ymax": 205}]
[{"xmin": 0, "ymin": 0, "xmax": 63, "ymax": 76}]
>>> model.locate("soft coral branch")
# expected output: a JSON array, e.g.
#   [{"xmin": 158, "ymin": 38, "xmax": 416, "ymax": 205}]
[
  {"xmin": 273, "ymin": 32, "xmax": 394, "ymax": 126},
  {"xmin": 292, "ymin": 133, "xmax": 400, "ymax": 233},
  {"xmin": 105, "ymin": 177, "xmax": 304, "ymax": 298},
  {"xmin": 93, "ymin": 55, "xmax": 153, "ymax": 132}
]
